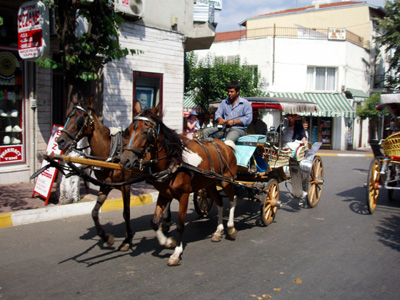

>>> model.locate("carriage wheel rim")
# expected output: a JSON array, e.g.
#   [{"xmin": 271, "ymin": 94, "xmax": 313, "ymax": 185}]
[
  {"xmin": 367, "ymin": 160, "xmax": 380, "ymax": 212},
  {"xmin": 307, "ymin": 156, "xmax": 324, "ymax": 207},
  {"xmin": 262, "ymin": 180, "xmax": 279, "ymax": 225}
]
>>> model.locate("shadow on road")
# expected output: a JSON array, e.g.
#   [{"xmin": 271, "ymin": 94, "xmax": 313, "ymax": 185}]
[{"xmin": 376, "ymin": 214, "xmax": 400, "ymax": 252}]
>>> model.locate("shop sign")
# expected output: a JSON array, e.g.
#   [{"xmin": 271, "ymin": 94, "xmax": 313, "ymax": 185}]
[
  {"xmin": 18, "ymin": 1, "xmax": 50, "ymax": 60},
  {"xmin": 32, "ymin": 124, "xmax": 63, "ymax": 204},
  {"xmin": 0, "ymin": 145, "xmax": 23, "ymax": 163}
]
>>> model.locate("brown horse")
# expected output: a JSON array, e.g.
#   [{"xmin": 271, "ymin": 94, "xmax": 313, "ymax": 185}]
[
  {"xmin": 57, "ymin": 97, "xmax": 141, "ymax": 251},
  {"xmin": 120, "ymin": 107, "xmax": 238, "ymax": 266}
]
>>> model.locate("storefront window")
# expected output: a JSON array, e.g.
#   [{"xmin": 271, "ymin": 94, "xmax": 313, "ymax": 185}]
[{"xmin": 0, "ymin": 49, "xmax": 25, "ymax": 165}]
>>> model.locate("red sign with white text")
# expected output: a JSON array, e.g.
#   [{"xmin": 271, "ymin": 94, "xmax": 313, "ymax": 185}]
[
  {"xmin": 18, "ymin": 1, "xmax": 49, "ymax": 60},
  {"xmin": 0, "ymin": 145, "xmax": 23, "ymax": 163},
  {"xmin": 33, "ymin": 124, "xmax": 63, "ymax": 204}
]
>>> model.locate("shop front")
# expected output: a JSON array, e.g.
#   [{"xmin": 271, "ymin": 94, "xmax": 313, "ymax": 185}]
[
  {"xmin": 274, "ymin": 92, "xmax": 356, "ymax": 150},
  {"xmin": 0, "ymin": 1, "xmax": 30, "ymax": 180},
  {"xmin": 0, "ymin": 49, "xmax": 25, "ymax": 165}
]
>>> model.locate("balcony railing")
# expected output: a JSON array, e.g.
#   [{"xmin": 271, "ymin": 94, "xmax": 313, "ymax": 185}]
[{"xmin": 245, "ymin": 27, "xmax": 364, "ymax": 47}]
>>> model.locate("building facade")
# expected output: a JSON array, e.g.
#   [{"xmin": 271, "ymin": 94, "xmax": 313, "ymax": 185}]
[{"xmin": 0, "ymin": 0, "xmax": 217, "ymax": 184}]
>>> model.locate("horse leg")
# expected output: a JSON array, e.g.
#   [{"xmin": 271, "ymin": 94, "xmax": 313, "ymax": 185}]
[
  {"xmin": 119, "ymin": 185, "xmax": 133, "ymax": 251},
  {"xmin": 222, "ymin": 182, "xmax": 237, "ymax": 240},
  {"xmin": 167, "ymin": 193, "xmax": 189, "ymax": 266},
  {"xmin": 161, "ymin": 201, "xmax": 171, "ymax": 234},
  {"xmin": 92, "ymin": 186, "xmax": 115, "ymax": 246},
  {"xmin": 150, "ymin": 195, "xmax": 177, "ymax": 249},
  {"xmin": 207, "ymin": 185, "xmax": 225, "ymax": 242}
]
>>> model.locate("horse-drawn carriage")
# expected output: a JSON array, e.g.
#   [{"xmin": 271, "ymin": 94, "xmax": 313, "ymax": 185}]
[
  {"xmin": 192, "ymin": 97, "xmax": 324, "ymax": 225},
  {"xmin": 366, "ymin": 93, "xmax": 400, "ymax": 214},
  {"xmin": 37, "ymin": 96, "xmax": 324, "ymax": 265}
]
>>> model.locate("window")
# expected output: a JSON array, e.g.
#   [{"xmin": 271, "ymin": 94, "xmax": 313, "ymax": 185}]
[
  {"xmin": 307, "ymin": 67, "xmax": 337, "ymax": 91},
  {"xmin": 133, "ymin": 72, "xmax": 163, "ymax": 112}
]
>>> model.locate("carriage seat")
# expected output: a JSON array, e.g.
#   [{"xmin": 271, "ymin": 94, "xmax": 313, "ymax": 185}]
[
  {"xmin": 235, "ymin": 134, "xmax": 267, "ymax": 172},
  {"xmin": 282, "ymin": 141, "xmax": 306, "ymax": 161}
]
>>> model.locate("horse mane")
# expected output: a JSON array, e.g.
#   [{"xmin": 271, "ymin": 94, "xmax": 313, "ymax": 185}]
[{"xmin": 140, "ymin": 109, "xmax": 185, "ymax": 163}]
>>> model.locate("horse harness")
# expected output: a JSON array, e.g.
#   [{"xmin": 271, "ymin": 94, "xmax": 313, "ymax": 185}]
[
  {"xmin": 61, "ymin": 105, "xmax": 94, "ymax": 148},
  {"xmin": 124, "ymin": 115, "xmax": 162, "ymax": 171},
  {"xmin": 124, "ymin": 115, "xmax": 236, "ymax": 183}
]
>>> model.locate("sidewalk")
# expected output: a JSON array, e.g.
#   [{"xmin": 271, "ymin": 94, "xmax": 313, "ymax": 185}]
[{"xmin": 0, "ymin": 148, "xmax": 373, "ymax": 228}]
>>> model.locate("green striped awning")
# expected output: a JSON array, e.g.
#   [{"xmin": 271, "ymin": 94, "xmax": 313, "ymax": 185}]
[
  {"xmin": 183, "ymin": 94, "xmax": 198, "ymax": 108},
  {"xmin": 274, "ymin": 92, "xmax": 356, "ymax": 118}
]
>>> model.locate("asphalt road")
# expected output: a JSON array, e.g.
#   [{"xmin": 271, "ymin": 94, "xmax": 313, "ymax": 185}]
[{"xmin": 0, "ymin": 156, "xmax": 399, "ymax": 300}]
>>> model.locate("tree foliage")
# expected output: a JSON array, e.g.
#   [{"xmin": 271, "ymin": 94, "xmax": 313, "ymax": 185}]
[
  {"xmin": 356, "ymin": 93, "xmax": 385, "ymax": 119},
  {"xmin": 185, "ymin": 52, "xmax": 266, "ymax": 112},
  {"xmin": 375, "ymin": 0, "xmax": 400, "ymax": 89},
  {"xmin": 39, "ymin": 0, "xmax": 138, "ymax": 105}
]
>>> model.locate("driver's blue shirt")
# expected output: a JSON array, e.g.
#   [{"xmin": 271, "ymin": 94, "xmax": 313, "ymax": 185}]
[{"xmin": 215, "ymin": 97, "xmax": 252, "ymax": 130}]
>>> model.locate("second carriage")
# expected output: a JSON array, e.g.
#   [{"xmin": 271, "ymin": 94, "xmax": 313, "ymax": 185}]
[
  {"xmin": 366, "ymin": 93, "xmax": 400, "ymax": 214},
  {"xmin": 193, "ymin": 96, "xmax": 325, "ymax": 225}
]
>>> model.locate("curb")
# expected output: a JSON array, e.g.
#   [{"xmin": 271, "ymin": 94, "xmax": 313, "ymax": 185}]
[
  {"xmin": 316, "ymin": 152, "xmax": 373, "ymax": 157},
  {"xmin": 0, "ymin": 192, "xmax": 159, "ymax": 229}
]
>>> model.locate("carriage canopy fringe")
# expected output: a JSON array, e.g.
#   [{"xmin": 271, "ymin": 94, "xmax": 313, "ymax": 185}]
[
  {"xmin": 274, "ymin": 92, "xmax": 356, "ymax": 118},
  {"xmin": 209, "ymin": 97, "xmax": 318, "ymax": 115},
  {"xmin": 381, "ymin": 93, "xmax": 400, "ymax": 105}
]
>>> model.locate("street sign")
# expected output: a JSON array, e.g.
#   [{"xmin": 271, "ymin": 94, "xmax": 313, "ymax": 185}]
[
  {"xmin": 18, "ymin": 1, "xmax": 50, "ymax": 60},
  {"xmin": 32, "ymin": 124, "xmax": 63, "ymax": 205}
]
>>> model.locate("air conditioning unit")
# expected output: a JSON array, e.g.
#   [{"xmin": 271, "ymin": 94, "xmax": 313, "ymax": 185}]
[{"xmin": 114, "ymin": 0, "xmax": 144, "ymax": 18}]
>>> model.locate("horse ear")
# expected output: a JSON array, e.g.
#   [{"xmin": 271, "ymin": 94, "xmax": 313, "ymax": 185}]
[
  {"xmin": 133, "ymin": 101, "xmax": 142, "ymax": 115},
  {"xmin": 151, "ymin": 104, "xmax": 161, "ymax": 115}
]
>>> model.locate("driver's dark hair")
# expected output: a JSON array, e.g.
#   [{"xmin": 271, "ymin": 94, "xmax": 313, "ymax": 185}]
[{"xmin": 227, "ymin": 80, "xmax": 240, "ymax": 92}]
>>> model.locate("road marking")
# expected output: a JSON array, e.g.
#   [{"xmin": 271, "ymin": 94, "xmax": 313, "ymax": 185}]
[{"xmin": 0, "ymin": 213, "xmax": 13, "ymax": 228}]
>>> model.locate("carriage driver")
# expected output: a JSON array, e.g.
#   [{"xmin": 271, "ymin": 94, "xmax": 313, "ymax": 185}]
[{"xmin": 201, "ymin": 80, "xmax": 252, "ymax": 151}]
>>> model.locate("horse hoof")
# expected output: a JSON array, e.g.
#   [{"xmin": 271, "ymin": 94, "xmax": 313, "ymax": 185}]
[
  {"xmin": 119, "ymin": 243, "xmax": 130, "ymax": 251},
  {"xmin": 228, "ymin": 228, "xmax": 238, "ymax": 240},
  {"xmin": 167, "ymin": 257, "xmax": 180, "ymax": 266},
  {"xmin": 105, "ymin": 234, "xmax": 115, "ymax": 246},
  {"xmin": 211, "ymin": 232, "xmax": 222, "ymax": 242}
]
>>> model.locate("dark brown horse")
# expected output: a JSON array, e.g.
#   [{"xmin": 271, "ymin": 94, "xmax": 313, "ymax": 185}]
[
  {"xmin": 120, "ymin": 107, "xmax": 238, "ymax": 266},
  {"xmin": 57, "ymin": 97, "xmax": 141, "ymax": 251}
]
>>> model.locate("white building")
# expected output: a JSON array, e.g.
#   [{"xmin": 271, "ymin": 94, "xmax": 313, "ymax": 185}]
[{"xmin": 193, "ymin": 1, "xmax": 387, "ymax": 150}]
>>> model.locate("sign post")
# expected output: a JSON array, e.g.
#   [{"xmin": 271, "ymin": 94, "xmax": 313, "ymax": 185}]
[
  {"xmin": 32, "ymin": 124, "xmax": 63, "ymax": 205},
  {"xmin": 18, "ymin": 1, "xmax": 50, "ymax": 60}
]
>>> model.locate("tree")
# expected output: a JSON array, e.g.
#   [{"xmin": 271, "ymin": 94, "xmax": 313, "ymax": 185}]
[
  {"xmin": 39, "ymin": 0, "xmax": 136, "ymax": 107},
  {"xmin": 185, "ymin": 52, "xmax": 266, "ymax": 112},
  {"xmin": 375, "ymin": 0, "xmax": 400, "ymax": 89},
  {"xmin": 356, "ymin": 93, "xmax": 388, "ymax": 140}
]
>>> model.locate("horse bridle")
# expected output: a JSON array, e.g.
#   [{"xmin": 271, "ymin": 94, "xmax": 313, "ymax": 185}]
[
  {"xmin": 61, "ymin": 105, "xmax": 94, "ymax": 147},
  {"xmin": 124, "ymin": 115, "xmax": 161, "ymax": 169}
]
